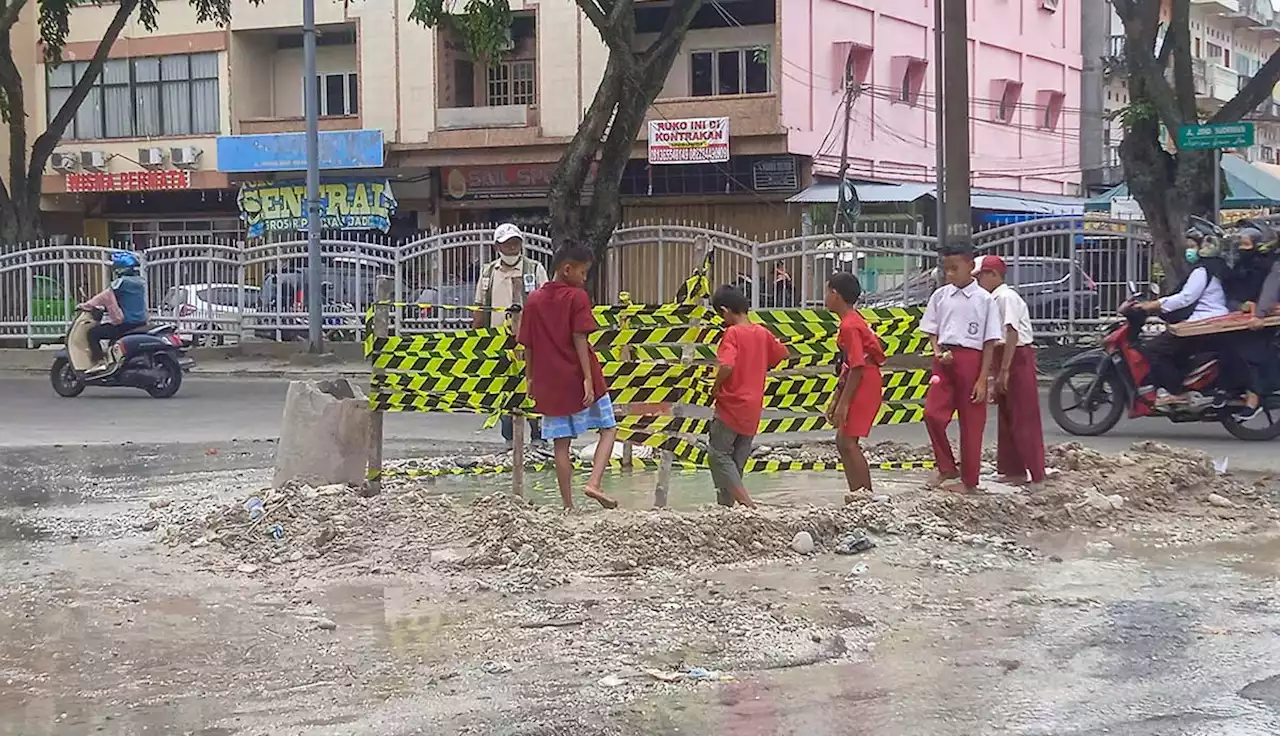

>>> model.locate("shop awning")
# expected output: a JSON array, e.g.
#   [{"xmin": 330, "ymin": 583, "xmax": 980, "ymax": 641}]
[
  {"xmin": 1085, "ymin": 154, "xmax": 1280, "ymax": 211},
  {"xmin": 787, "ymin": 181, "xmax": 1084, "ymax": 214}
]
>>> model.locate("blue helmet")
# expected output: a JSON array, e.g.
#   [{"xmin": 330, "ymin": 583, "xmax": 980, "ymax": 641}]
[{"xmin": 111, "ymin": 250, "xmax": 140, "ymax": 270}]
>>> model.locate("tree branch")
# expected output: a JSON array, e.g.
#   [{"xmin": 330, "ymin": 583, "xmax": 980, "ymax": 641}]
[
  {"xmin": 26, "ymin": 0, "xmax": 138, "ymax": 198},
  {"xmin": 0, "ymin": 27, "xmax": 26, "ymax": 209},
  {"xmin": 575, "ymin": 0, "xmax": 636, "ymax": 68},
  {"xmin": 641, "ymin": 0, "xmax": 702, "ymax": 62},
  {"xmin": 1156, "ymin": 22, "xmax": 1174, "ymax": 69},
  {"xmin": 1212, "ymin": 48, "xmax": 1280, "ymax": 123},
  {"xmin": 1118, "ymin": 0, "xmax": 1184, "ymax": 130},
  {"xmin": 0, "ymin": 0, "xmax": 28, "ymax": 35},
  {"xmin": 1168, "ymin": 0, "xmax": 1196, "ymax": 121}
]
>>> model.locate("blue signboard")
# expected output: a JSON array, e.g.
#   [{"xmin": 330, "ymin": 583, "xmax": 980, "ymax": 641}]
[{"xmin": 216, "ymin": 130, "xmax": 385, "ymax": 173}]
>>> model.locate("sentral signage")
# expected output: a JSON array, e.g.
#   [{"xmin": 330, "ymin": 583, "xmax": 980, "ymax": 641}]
[{"xmin": 66, "ymin": 170, "xmax": 191, "ymax": 193}]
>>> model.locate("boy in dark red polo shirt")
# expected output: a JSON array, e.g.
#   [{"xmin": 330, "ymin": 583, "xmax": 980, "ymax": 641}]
[
  {"xmin": 517, "ymin": 243, "xmax": 618, "ymax": 510},
  {"xmin": 708, "ymin": 285, "xmax": 788, "ymax": 507}
]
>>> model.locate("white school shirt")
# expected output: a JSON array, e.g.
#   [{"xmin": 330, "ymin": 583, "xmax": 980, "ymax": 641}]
[
  {"xmin": 989, "ymin": 283, "xmax": 1034, "ymax": 346},
  {"xmin": 919, "ymin": 280, "xmax": 1004, "ymax": 350},
  {"xmin": 1157, "ymin": 266, "xmax": 1228, "ymax": 322}
]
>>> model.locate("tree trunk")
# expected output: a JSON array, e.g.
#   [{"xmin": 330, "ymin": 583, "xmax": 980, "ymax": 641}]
[{"xmin": 0, "ymin": 194, "xmax": 41, "ymax": 247}]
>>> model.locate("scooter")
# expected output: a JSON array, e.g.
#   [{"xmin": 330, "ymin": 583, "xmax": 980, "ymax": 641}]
[
  {"xmin": 50, "ymin": 308, "xmax": 195, "ymax": 399},
  {"xmin": 1048, "ymin": 284, "xmax": 1280, "ymax": 441}
]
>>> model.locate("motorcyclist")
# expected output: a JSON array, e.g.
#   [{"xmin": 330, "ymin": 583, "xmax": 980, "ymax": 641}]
[
  {"xmin": 77, "ymin": 250, "xmax": 148, "ymax": 372},
  {"xmin": 1133, "ymin": 226, "xmax": 1241, "ymax": 410},
  {"xmin": 1225, "ymin": 223, "xmax": 1276, "ymax": 310}
]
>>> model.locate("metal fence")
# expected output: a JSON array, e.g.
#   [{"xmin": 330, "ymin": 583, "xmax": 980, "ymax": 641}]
[{"xmin": 0, "ymin": 217, "xmax": 1152, "ymax": 347}]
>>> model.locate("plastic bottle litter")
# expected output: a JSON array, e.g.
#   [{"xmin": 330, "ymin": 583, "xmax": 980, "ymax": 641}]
[
  {"xmin": 267, "ymin": 523, "xmax": 286, "ymax": 541},
  {"xmin": 244, "ymin": 497, "xmax": 265, "ymax": 522}
]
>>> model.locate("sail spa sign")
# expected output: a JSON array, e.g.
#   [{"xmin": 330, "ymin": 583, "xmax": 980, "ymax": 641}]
[
  {"xmin": 237, "ymin": 180, "xmax": 398, "ymax": 238},
  {"xmin": 647, "ymin": 117, "xmax": 730, "ymax": 165}
]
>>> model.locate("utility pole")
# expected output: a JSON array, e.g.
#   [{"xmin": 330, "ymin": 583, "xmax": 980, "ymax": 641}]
[
  {"xmin": 303, "ymin": 0, "xmax": 324, "ymax": 353},
  {"xmin": 933, "ymin": 0, "xmax": 946, "ymax": 246},
  {"xmin": 942, "ymin": 0, "xmax": 972, "ymax": 250},
  {"xmin": 836, "ymin": 80, "xmax": 856, "ymax": 232}
]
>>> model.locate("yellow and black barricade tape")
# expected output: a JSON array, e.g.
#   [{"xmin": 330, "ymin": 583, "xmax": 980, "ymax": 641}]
[
  {"xmin": 675, "ymin": 250, "xmax": 715, "ymax": 304},
  {"xmin": 369, "ymin": 455, "xmax": 934, "ymax": 481}
]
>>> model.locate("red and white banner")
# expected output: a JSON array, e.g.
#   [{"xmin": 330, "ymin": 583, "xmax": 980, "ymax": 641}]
[{"xmin": 647, "ymin": 117, "xmax": 730, "ymax": 165}]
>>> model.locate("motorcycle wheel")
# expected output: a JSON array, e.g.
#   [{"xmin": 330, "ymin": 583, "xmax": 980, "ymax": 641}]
[
  {"xmin": 1049, "ymin": 362, "xmax": 1125, "ymax": 436},
  {"xmin": 145, "ymin": 355, "xmax": 183, "ymax": 399},
  {"xmin": 1220, "ymin": 405, "xmax": 1280, "ymax": 441},
  {"xmin": 50, "ymin": 357, "xmax": 85, "ymax": 398}
]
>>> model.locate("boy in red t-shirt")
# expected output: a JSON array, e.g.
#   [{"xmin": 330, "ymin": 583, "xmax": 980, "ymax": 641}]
[
  {"xmin": 708, "ymin": 285, "xmax": 789, "ymax": 507},
  {"xmin": 517, "ymin": 244, "xmax": 618, "ymax": 510},
  {"xmin": 824, "ymin": 272, "xmax": 884, "ymax": 496}
]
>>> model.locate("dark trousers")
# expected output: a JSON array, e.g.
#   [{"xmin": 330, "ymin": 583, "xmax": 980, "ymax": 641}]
[
  {"xmin": 995, "ymin": 346, "xmax": 1046, "ymax": 483},
  {"xmin": 1145, "ymin": 332, "xmax": 1255, "ymax": 395},
  {"xmin": 924, "ymin": 346, "xmax": 987, "ymax": 489},
  {"xmin": 501, "ymin": 415, "xmax": 541, "ymax": 443},
  {"xmin": 87, "ymin": 322, "xmax": 143, "ymax": 362}
]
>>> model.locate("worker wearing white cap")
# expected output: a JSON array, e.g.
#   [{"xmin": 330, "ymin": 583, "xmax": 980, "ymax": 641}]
[{"xmin": 474, "ymin": 222, "xmax": 549, "ymax": 447}]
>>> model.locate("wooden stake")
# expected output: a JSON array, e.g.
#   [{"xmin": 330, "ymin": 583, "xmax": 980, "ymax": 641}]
[
  {"xmin": 510, "ymin": 273, "xmax": 526, "ymax": 498},
  {"xmin": 363, "ymin": 275, "xmax": 392, "ymax": 497}
]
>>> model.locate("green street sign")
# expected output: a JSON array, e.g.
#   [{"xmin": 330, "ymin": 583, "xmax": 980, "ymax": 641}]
[{"xmin": 1177, "ymin": 122, "xmax": 1255, "ymax": 150}]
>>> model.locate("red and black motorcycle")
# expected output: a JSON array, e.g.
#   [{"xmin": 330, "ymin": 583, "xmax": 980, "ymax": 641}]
[{"xmin": 1049, "ymin": 291, "xmax": 1280, "ymax": 441}]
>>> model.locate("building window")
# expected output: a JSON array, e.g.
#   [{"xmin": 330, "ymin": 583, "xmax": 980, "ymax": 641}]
[
  {"xmin": 486, "ymin": 60, "xmax": 535, "ymax": 106},
  {"xmin": 48, "ymin": 52, "xmax": 220, "ymax": 141},
  {"xmin": 892, "ymin": 58, "xmax": 927, "ymax": 106},
  {"xmin": 690, "ymin": 48, "xmax": 770, "ymax": 97},
  {"xmin": 306, "ymin": 72, "xmax": 359, "ymax": 116},
  {"xmin": 994, "ymin": 82, "xmax": 1023, "ymax": 122}
]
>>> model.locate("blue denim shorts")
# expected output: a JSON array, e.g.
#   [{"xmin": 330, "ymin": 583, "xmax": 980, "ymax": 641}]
[{"xmin": 541, "ymin": 393, "xmax": 617, "ymax": 440}]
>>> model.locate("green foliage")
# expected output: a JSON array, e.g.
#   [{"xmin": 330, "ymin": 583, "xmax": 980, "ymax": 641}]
[
  {"xmin": 1107, "ymin": 99, "xmax": 1158, "ymax": 131},
  {"xmin": 409, "ymin": 0, "xmax": 513, "ymax": 62}
]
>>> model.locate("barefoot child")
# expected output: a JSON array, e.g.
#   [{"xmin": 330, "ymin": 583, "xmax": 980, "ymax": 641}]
[
  {"xmin": 708, "ymin": 285, "xmax": 788, "ymax": 507},
  {"xmin": 920, "ymin": 246, "xmax": 1003, "ymax": 492},
  {"xmin": 517, "ymin": 244, "xmax": 618, "ymax": 509},
  {"xmin": 974, "ymin": 255, "xmax": 1046, "ymax": 488},
  {"xmin": 824, "ymin": 273, "xmax": 884, "ymax": 496}
]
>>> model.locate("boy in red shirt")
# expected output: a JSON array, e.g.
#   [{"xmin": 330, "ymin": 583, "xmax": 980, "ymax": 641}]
[
  {"xmin": 708, "ymin": 285, "xmax": 788, "ymax": 507},
  {"xmin": 517, "ymin": 244, "xmax": 618, "ymax": 510},
  {"xmin": 824, "ymin": 272, "xmax": 885, "ymax": 495}
]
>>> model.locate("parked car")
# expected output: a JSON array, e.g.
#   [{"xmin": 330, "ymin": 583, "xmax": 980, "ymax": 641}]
[
  {"xmin": 162, "ymin": 283, "xmax": 260, "ymax": 347},
  {"xmin": 864, "ymin": 256, "xmax": 1101, "ymax": 329},
  {"xmin": 30, "ymin": 274, "xmax": 78, "ymax": 335}
]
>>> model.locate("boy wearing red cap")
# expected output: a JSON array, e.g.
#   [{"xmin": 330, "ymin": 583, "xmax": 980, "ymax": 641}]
[
  {"xmin": 974, "ymin": 255, "xmax": 1046, "ymax": 487},
  {"xmin": 920, "ymin": 246, "xmax": 1003, "ymax": 492}
]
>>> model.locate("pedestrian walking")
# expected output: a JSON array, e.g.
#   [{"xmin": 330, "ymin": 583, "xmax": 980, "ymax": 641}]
[
  {"xmin": 707, "ymin": 285, "xmax": 788, "ymax": 507},
  {"xmin": 920, "ymin": 246, "xmax": 1002, "ymax": 492},
  {"xmin": 517, "ymin": 243, "xmax": 618, "ymax": 510},
  {"xmin": 974, "ymin": 255, "xmax": 1046, "ymax": 488},
  {"xmin": 475, "ymin": 222, "xmax": 549, "ymax": 448},
  {"xmin": 823, "ymin": 272, "xmax": 884, "ymax": 496}
]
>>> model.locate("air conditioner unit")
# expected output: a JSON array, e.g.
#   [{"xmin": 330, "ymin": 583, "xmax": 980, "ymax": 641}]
[
  {"xmin": 79, "ymin": 150, "xmax": 107, "ymax": 172},
  {"xmin": 170, "ymin": 146, "xmax": 202, "ymax": 168},
  {"xmin": 50, "ymin": 152, "xmax": 78, "ymax": 173},
  {"xmin": 1040, "ymin": 0, "xmax": 1059, "ymax": 10},
  {"xmin": 138, "ymin": 147, "xmax": 165, "ymax": 168}
]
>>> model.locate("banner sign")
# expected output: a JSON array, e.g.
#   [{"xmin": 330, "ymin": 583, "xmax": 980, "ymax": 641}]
[
  {"xmin": 238, "ymin": 180, "xmax": 398, "ymax": 238},
  {"xmin": 442, "ymin": 163, "xmax": 597, "ymax": 201},
  {"xmin": 647, "ymin": 117, "xmax": 730, "ymax": 165},
  {"xmin": 216, "ymin": 130, "xmax": 385, "ymax": 173},
  {"xmin": 67, "ymin": 170, "xmax": 190, "ymax": 193}
]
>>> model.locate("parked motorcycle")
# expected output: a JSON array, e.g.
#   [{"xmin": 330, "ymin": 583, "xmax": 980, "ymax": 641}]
[
  {"xmin": 50, "ymin": 308, "xmax": 195, "ymax": 399},
  {"xmin": 1048, "ymin": 285, "xmax": 1280, "ymax": 441}
]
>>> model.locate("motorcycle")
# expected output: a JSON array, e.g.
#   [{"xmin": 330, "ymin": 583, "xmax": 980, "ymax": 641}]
[
  {"xmin": 50, "ymin": 308, "xmax": 195, "ymax": 399},
  {"xmin": 1048, "ymin": 284, "xmax": 1280, "ymax": 441}
]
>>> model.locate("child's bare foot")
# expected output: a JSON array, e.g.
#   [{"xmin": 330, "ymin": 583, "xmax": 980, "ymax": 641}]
[
  {"xmin": 995, "ymin": 474, "xmax": 1029, "ymax": 486},
  {"xmin": 584, "ymin": 486, "xmax": 618, "ymax": 509},
  {"xmin": 926, "ymin": 471, "xmax": 959, "ymax": 488},
  {"xmin": 938, "ymin": 479, "xmax": 978, "ymax": 494}
]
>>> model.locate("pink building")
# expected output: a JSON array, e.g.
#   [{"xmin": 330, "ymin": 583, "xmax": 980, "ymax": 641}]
[{"xmin": 781, "ymin": 0, "xmax": 1082, "ymax": 196}]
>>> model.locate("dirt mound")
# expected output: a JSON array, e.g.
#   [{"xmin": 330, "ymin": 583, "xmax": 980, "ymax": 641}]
[{"xmin": 916, "ymin": 441, "xmax": 1262, "ymax": 535}]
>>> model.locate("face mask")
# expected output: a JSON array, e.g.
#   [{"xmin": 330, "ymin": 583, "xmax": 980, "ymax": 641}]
[
  {"xmin": 500, "ymin": 253, "xmax": 522, "ymax": 266},
  {"xmin": 1185, "ymin": 247, "xmax": 1200, "ymax": 265}
]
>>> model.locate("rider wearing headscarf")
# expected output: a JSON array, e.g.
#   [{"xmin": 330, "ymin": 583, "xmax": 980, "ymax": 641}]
[
  {"xmin": 77, "ymin": 251, "xmax": 148, "ymax": 368},
  {"xmin": 1225, "ymin": 222, "xmax": 1276, "ymax": 310}
]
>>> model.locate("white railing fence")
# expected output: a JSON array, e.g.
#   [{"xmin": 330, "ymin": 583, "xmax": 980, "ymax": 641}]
[{"xmin": 0, "ymin": 218, "xmax": 1151, "ymax": 347}]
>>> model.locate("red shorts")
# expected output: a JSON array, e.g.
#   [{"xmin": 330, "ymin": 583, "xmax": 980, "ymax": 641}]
[{"xmin": 840, "ymin": 365, "xmax": 882, "ymax": 438}]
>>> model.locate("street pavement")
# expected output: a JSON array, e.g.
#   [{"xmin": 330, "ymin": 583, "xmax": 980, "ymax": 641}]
[{"xmin": 0, "ymin": 374, "xmax": 1274, "ymax": 468}]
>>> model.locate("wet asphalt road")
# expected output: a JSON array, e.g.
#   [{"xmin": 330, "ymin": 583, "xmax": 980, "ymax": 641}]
[{"xmin": 0, "ymin": 375, "xmax": 1273, "ymax": 468}]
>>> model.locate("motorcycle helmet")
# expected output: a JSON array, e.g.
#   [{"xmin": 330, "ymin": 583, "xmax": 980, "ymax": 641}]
[{"xmin": 110, "ymin": 250, "xmax": 140, "ymax": 271}]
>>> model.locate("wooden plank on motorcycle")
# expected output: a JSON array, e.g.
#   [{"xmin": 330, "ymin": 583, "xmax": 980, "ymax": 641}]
[{"xmin": 1168, "ymin": 314, "xmax": 1280, "ymax": 337}]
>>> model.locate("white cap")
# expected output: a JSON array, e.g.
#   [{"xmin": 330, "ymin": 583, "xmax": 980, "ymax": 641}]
[{"xmin": 494, "ymin": 223, "xmax": 524, "ymax": 244}]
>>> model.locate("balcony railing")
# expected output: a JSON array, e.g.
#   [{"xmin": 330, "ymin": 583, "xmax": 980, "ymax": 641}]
[
  {"xmin": 437, "ymin": 105, "xmax": 530, "ymax": 131},
  {"xmin": 1228, "ymin": 0, "xmax": 1274, "ymax": 28}
]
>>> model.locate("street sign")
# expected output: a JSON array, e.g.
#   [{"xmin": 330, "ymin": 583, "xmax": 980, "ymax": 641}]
[{"xmin": 1177, "ymin": 122, "xmax": 1256, "ymax": 150}]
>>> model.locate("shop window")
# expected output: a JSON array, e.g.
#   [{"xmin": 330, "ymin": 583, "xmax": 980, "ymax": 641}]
[
  {"xmin": 690, "ymin": 47, "xmax": 770, "ymax": 97},
  {"xmin": 486, "ymin": 60, "xmax": 535, "ymax": 106},
  {"xmin": 49, "ymin": 52, "xmax": 220, "ymax": 141},
  {"xmin": 305, "ymin": 72, "xmax": 359, "ymax": 116}
]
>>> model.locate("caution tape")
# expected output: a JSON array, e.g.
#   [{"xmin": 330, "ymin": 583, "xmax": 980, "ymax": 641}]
[{"xmin": 675, "ymin": 250, "xmax": 714, "ymax": 304}]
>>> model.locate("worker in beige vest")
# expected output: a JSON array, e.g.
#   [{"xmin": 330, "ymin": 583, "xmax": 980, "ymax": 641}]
[{"xmin": 474, "ymin": 222, "xmax": 549, "ymax": 448}]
